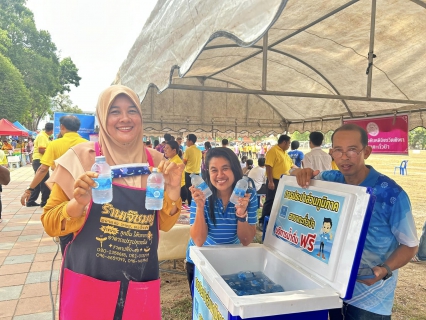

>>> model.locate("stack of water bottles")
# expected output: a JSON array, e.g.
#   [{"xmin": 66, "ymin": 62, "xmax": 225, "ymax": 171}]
[{"xmin": 222, "ymin": 271, "xmax": 285, "ymax": 296}]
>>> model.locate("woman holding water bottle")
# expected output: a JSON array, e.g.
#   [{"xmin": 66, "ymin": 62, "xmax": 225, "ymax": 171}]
[
  {"xmin": 185, "ymin": 147, "xmax": 258, "ymax": 294},
  {"xmin": 41, "ymin": 85, "xmax": 184, "ymax": 320}
]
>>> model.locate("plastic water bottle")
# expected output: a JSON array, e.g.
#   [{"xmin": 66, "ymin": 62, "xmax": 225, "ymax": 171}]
[
  {"xmin": 190, "ymin": 174, "xmax": 212, "ymax": 198},
  {"xmin": 230, "ymin": 176, "xmax": 249, "ymax": 205},
  {"xmin": 146, "ymin": 168, "xmax": 164, "ymax": 210},
  {"xmin": 91, "ymin": 156, "xmax": 113, "ymax": 204}
]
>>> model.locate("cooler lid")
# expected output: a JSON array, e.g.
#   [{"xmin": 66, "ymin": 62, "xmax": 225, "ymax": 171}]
[{"xmin": 263, "ymin": 176, "xmax": 374, "ymax": 299}]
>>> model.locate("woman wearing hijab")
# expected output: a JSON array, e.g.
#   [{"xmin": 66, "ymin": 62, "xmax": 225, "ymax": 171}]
[{"xmin": 41, "ymin": 85, "xmax": 184, "ymax": 320}]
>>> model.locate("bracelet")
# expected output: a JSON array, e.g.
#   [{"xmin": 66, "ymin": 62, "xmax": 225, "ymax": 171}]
[
  {"xmin": 236, "ymin": 211, "xmax": 248, "ymax": 223},
  {"xmin": 289, "ymin": 168, "xmax": 297, "ymax": 175}
]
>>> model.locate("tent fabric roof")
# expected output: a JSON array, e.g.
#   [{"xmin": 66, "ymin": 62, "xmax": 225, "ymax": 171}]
[
  {"xmin": 13, "ymin": 121, "xmax": 36, "ymax": 137},
  {"xmin": 0, "ymin": 119, "xmax": 29, "ymax": 137},
  {"xmin": 115, "ymin": 0, "xmax": 426, "ymax": 135}
]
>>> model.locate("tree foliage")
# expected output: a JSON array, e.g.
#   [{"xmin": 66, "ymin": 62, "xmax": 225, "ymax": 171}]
[
  {"xmin": 290, "ymin": 131, "xmax": 310, "ymax": 142},
  {"xmin": 51, "ymin": 94, "xmax": 83, "ymax": 114},
  {"xmin": 0, "ymin": 0, "xmax": 81, "ymax": 130},
  {"xmin": 0, "ymin": 53, "xmax": 31, "ymax": 121},
  {"xmin": 408, "ymin": 127, "xmax": 426, "ymax": 150}
]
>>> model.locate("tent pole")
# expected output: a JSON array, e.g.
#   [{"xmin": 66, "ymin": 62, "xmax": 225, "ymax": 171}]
[
  {"xmin": 366, "ymin": 0, "xmax": 377, "ymax": 98},
  {"xmin": 262, "ymin": 32, "xmax": 268, "ymax": 91},
  {"xmin": 168, "ymin": 84, "xmax": 426, "ymax": 105},
  {"xmin": 410, "ymin": 0, "xmax": 426, "ymax": 9},
  {"xmin": 207, "ymin": 0, "xmax": 359, "ymax": 78}
]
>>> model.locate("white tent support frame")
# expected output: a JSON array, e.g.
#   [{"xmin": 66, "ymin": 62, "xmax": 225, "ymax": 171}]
[
  {"xmin": 167, "ymin": 0, "xmax": 426, "ymax": 125},
  {"xmin": 116, "ymin": 0, "xmax": 426, "ymax": 135}
]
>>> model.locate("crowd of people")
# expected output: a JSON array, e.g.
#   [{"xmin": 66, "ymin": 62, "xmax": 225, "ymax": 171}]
[
  {"xmin": 0, "ymin": 137, "xmax": 34, "ymax": 165},
  {"xmin": 0, "ymin": 85, "xmax": 423, "ymax": 319}
]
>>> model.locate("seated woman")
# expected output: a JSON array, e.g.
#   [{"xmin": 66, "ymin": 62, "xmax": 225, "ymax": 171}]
[
  {"xmin": 242, "ymin": 159, "xmax": 254, "ymax": 175},
  {"xmin": 185, "ymin": 147, "xmax": 257, "ymax": 294},
  {"xmin": 240, "ymin": 155, "xmax": 248, "ymax": 169},
  {"xmin": 41, "ymin": 85, "xmax": 184, "ymax": 320}
]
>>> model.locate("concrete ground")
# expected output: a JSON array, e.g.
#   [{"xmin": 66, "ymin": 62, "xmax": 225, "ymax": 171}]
[{"xmin": 0, "ymin": 164, "xmax": 60, "ymax": 320}]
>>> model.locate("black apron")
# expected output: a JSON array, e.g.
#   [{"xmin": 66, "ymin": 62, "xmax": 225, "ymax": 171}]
[{"xmin": 59, "ymin": 151, "xmax": 160, "ymax": 320}]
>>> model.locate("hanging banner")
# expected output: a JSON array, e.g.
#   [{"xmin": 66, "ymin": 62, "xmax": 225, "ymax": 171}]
[
  {"xmin": 53, "ymin": 112, "xmax": 95, "ymax": 140},
  {"xmin": 343, "ymin": 114, "xmax": 408, "ymax": 155}
]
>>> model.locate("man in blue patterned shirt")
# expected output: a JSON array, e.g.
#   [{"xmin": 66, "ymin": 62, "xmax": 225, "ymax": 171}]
[{"xmin": 291, "ymin": 123, "xmax": 418, "ymax": 320}]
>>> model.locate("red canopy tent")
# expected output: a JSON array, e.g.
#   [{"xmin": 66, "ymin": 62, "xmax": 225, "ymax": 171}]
[{"xmin": 0, "ymin": 119, "xmax": 29, "ymax": 137}]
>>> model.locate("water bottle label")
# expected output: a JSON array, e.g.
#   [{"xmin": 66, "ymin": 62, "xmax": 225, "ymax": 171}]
[
  {"xmin": 196, "ymin": 181, "xmax": 209, "ymax": 192},
  {"xmin": 93, "ymin": 177, "xmax": 112, "ymax": 190},
  {"xmin": 234, "ymin": 188, "xmax": 246, "ymax": 197},
  {"xmin": 146, "ymin": 186, "xmax": 164, "ymax": 199}
]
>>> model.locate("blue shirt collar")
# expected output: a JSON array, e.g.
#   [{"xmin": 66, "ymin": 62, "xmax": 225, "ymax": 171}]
[{"xmin": 358, "ymin": 165, "xmax": 379, "ymax": 187}]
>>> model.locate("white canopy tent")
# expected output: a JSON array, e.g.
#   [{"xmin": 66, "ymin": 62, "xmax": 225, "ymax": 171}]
[{"xmin": 114, "ymin": 0, "xmax": 426, "ymax": 137}]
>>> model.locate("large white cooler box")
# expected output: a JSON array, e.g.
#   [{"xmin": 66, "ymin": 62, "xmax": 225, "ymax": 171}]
[{"xmin": 190, "ymin": 176, "xmax": 375, "ymax": 319}]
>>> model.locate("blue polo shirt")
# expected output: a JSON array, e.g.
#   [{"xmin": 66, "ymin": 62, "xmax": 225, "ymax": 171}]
[
  {"xmin": 186, "ymin": 188, "xmax": 258, "ymax": 264},
  {"xmin": 316, "ymin": 166, "xmax": 418, "ymax": 315},
  {"xmin": 288, "ymin": 150, "xmax": 304, "ymax": 168}
]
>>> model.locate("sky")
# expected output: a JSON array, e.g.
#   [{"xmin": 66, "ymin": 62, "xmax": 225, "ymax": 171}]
[{"xmin": 26, "ymin": 0, "xmax": 157, "ymax": 113}]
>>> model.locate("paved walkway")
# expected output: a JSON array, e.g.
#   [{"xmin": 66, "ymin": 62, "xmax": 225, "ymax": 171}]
[{"xmin": 0, "ymin": 164, "xmax": 60, "ymax": 320}]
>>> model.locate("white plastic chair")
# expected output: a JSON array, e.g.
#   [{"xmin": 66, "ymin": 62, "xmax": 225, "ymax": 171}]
[{"xmin": 7, "ymin": 155, "xmax": 20, "ymax": 169}]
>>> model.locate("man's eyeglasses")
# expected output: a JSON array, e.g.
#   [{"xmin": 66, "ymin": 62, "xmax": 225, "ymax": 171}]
[{"xmin": 331, "ymin": 147, "xmax": 365, "ymax": 159}]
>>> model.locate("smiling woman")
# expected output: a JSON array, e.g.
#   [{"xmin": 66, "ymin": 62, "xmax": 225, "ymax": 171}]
[
  {"xmin": 40, "ymin": 85, "xmax": 185, "ymax": 320},
  {"xmin": 184, "ymin": 147, "xmax": 258, "ymax": 296}
]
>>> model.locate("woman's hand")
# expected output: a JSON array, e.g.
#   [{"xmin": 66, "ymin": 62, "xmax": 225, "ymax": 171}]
[
  {"xmin": 73, "ymin": 171, "xmax": 98, "ymax": 206},
  {"xmin": 158, "ymin": 160, "xmax": 185, "ymax": 189},
  {"xmin": 189, "ymin": 186, "xmax": 206, "ymax": 208},
  {"xmin": 235, "ymin": 193, "xmax": 251, "ymax": 218}
]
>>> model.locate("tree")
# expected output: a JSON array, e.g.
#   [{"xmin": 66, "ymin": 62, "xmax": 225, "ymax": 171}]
[
  {"xmin": 51, "ymin": 94, "xmax": 83, "ymax": 114},
  {"xmin": 408, "ymin": 127, "xmax": 426, "ymax": 150},
  {"xmin": 60, "ymin": 57, "xmax": 81, "ymax": 93},
  {"xmin": 290, "ymin": 131, "xmax": 310, "ymax": 142},
  {"xmin": 0, "ymin": 0, "xmax": 81, "ymax": 130},
  {"xmin": 0, "ymin": 53, "xmax": 31, "ymax": 121}
]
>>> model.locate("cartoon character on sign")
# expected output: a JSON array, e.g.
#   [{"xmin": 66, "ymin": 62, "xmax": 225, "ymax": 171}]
[{"xmin": 317, "ymin": 217, "xmax": 333, "ymax": 260}]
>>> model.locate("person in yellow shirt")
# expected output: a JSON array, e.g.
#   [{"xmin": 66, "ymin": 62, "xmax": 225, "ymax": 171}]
[
  {"xmin": 243, "ymin": 144, "xmax": 249, "ymax": 158},
  {"xmin": 21, "ymin": 115, "xmax": 87, "ymax": 253},
  {"xmin": 1, "ymin": 140, "xmax": 13, "ymax": 153},
  {"xmin": 329, "ymin": 149, "xmax": 340, "ymax": 170},
  {"xmin": 251, "ymin": 144, "xmax": 257, "ymax": 159},
  {"xmin": 258, "ymin": 135, "xmax": 296, "ymax": 230},
  {"xmin": 26, "ymin": 123, "xmax": 53, "ymax": 207},
  {"xmin": 0, "ymin": 149, "xmax": 7, "ymax": 167},
  {"xmin": 183, "ymin": 134, "xmax": 202, "ymax": 206},
  {"xmin": 164, "ymin": 140, "xmax": 187, "ymax": 207}
]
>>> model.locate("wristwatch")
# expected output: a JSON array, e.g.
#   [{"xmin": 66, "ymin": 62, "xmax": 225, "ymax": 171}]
[
  {"xmin": 26, "ymin": 187, "xmax": 35, "ymax": 192},
  {"xmin": 236, "ymin": 213, "xmax": 248, "ymax": 223},
  {"xmin": 377, "ymin": 263, "xmax": 392, "ymax": 280}
]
